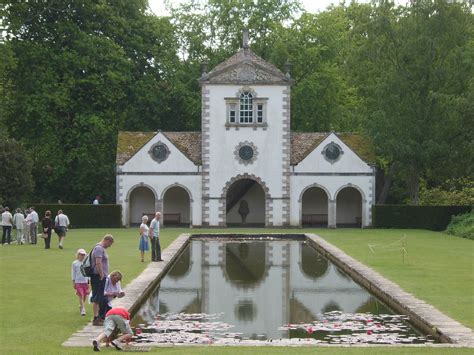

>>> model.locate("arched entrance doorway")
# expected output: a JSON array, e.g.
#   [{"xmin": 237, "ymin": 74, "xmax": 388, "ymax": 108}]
[
  {"xmin": 129, "ymin": 186, "xmax": 155, "ymax": 226},
  {"xmin": 226, "ymin": 178, "xmax": 265, "ymax": 226},
  {"xmin": 301, "ymin": 185, "xmax": 329, "ymax": 227},
  {"xmin": 162, "ymin": 185, "xmax": 191, "ymax": 226},
  {"xmin": 336, "ymin": 187, "xmax": 362, "ymax": 227}
]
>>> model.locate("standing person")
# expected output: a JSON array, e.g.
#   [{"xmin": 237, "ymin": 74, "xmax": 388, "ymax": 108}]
[
  {"xmin": 29, "ymin": 206, "xmax": 39, "ymax": 245},
  {"xmin": 13, "ymin": 208, "xmax": 25, "ymax": 245},
  {"xmin": 1, "ymin": 207, "xmax": 13, "ymax": 245},
  {"xmin": 41, "ymin": 210, "xmax": 53, "ymax": 249},
  {"xmin": 71, "ymin": 248, "xmax": 90, "ymax": 316},
  {"xmin": 23, "ymin": 208, "xmax": 31, "ymax": 244},
  {"xmin": 54, "ymin": 209, "xmax": 70, "ymax": 249},
  {"xmin": 103, "ymin": 270, "xmax": 125, "ymax": 314},
  {"xmin": 138, "ymin": 215, "xmax": 149, "ymax": 262},
  {"xmin": 92, "ymin": 307, "xmax": 133, "ymax": 351},
  {"xmin": 91, "ymin": 234, "xmax": 114, "ymax": 326},
  {"xmin": 149, "ymin": 212, "xmax": 163, "ymax": 262}
]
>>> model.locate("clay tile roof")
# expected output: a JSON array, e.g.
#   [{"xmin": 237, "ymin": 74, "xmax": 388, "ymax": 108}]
[
  {"xmin": 290, "ymin": 132, "xmax": 328, "ymax": 165},
  {"xmin": 117, "ymin": 130, "xmax": 373, "ymax": 167},
  {"xmin": 116, "ymin": 131, "xmax": 201, "ymax": 165},
  {"xmin": 202, "ymin": 48, "xmax": 289, "ymax": 82},
  {"xmin": 291, "ymin": 132, "xmax": 375, "ymax": 165},
  {"xmin": 162, "ymin": 131, "xmax": 202, "ymax": 165},
  {"xmin": 116, "ymin": 131, "xmax": 156, "ymax": 165}
]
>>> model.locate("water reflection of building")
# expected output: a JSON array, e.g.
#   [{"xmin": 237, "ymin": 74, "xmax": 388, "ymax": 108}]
[{"xmin": 137, "ymin": 240, "xmax": 374, "ymax": 339}]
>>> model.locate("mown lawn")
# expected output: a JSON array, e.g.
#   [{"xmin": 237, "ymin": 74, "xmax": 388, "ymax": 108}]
[{"xmin": 0, "ymin": 227, "xmax": 472, "ymax": 354}]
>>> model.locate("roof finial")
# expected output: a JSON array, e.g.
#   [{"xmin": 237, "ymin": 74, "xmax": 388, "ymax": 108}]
[{"xmin": 242, "ymin": 28, "xmax": 249, "ymax": 50}]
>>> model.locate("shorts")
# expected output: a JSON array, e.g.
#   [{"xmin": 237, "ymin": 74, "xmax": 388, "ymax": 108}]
[
  {"xmin": 103, "ymin": 314, "xmax": 133, "ymax": 337},
  {"xmin": 75, "ymin": 283, "xmax": 90, "ymax": 297},
  {"xmin": 90, "ymin": 274, "xmax": 106, "ymax": 303},
  {"xmin": 56, "ymin": 226, "xmax": 67, "ymax": 237}
]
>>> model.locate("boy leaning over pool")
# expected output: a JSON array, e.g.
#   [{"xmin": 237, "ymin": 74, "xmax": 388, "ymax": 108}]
[{"xmin": 93, "ymin": 306, "xmax": 133, "ymax": 351}]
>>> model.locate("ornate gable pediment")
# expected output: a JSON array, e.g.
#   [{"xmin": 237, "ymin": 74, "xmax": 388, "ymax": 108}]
[
  {"xmin": 200, "ymin": 47, "xmax": 293, "ymax": 85},
  {"xmin": 206, "ymin": 62, "xmax": 288, "ymax": 85}
]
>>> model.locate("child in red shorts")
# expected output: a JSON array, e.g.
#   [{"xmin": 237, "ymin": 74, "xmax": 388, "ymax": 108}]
[{"xmin": 71, "ymin": 248, "xmax": 90, "ymax": 315}]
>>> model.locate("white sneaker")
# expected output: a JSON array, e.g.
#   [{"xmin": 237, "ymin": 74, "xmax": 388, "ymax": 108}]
[{"xmin": 81, "ymin": 307, "xmax": 86, "ymax": 316}]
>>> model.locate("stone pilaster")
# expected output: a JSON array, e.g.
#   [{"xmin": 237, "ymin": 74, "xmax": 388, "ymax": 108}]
[
  {"xmin": 281, "ymin": 86, "xmax": 291, "ymax": 226},
  {"xmin": 328, "ymin": 199, "xmax": 337, "ymax": 228},
  {"xmin": 201, "ymin": 87, "xmax": 211, "ymax": 226}
]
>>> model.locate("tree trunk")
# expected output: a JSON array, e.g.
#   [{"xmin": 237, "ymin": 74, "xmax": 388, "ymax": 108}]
[
  {"xmin": 408, "ymin": 172, "xmax": 420, "ymax": 205},
  {"xmin": 377, "ymin": 164, "xmax": 396, "ymax": 204}
]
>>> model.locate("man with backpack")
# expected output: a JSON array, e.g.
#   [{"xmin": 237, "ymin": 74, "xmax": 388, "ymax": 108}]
[{"xmin": 89, "ymin": 234, "xmax": 115, "ymax": 326}]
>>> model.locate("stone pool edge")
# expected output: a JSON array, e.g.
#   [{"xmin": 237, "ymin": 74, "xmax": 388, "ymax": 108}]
[
  {"xmin": 62, "ymin": 233, "xmax": 191, "ymax": 347},
  {"xmin": 305, "ymin": 233, "xmax": 474, "ymax": 347},
  {"xmin": 63, "ymin": 233, "xmax": 474, "ymax": 348}
]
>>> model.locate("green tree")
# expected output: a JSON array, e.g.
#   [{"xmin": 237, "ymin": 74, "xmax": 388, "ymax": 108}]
[
  {"xmin": 0, "ymin": 136, "xmax": 34, "ymax": 206},
  {"xmin": 347, "ymin": 0, "xmax": 473, "ymax": 204},
  {"xmin": 2, "ymin": 0, "xmax": 179, "ymax": 203},
  {"xmin": 266, "ymin": 6, "xmax": 366, "ymax": 132}
]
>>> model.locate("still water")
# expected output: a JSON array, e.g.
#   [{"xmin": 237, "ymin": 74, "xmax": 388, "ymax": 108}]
[{"xmin": 132, "ymin": 238, "xmax": 434, "ymax": 345}]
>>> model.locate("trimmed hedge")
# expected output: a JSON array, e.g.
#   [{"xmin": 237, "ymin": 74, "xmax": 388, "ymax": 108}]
[
  {"xmin": 32, "ymin": 204, "xmax": 122, "ymax": 228},
  {"xmin": 445, "ymin": 212, "xmax": 474, "ymax": 239},
  {"xmin": 373, "ymin": 205, "xmax": 472, "ymax": 231}
]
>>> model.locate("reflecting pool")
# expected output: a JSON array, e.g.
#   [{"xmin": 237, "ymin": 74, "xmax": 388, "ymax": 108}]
[{"xmin": 132, "ymin": 238, "xmax": 434, "ymax": 345}]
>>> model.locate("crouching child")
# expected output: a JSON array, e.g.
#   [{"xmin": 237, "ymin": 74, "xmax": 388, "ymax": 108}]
[{"xmin": 92, "ymin": 306, "xmax": 133, "ymax": 351}]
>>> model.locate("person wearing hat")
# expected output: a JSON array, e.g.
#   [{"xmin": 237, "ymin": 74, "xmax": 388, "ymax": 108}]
[{"xmin": 71, "ymin": 248, "xmax": 90, "ymax": 316}]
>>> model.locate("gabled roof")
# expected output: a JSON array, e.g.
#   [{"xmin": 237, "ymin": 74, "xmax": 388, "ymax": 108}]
[
  {"xmin": 116, "ymin": 131, "xmax": 201, "ymax": 165},
  {"xmin": 290, "ymin": 132, "xmax": 376, "ymax": 165},
  {"xmin": 116, "ymin": 131, "xmax": 155, "ymax": 165},
  {"xmin": 162, "ymin": 132, "xmax": 202, "ymax": 165},
  {"xmin": 199, "ymin": 48, "xmax": 293, "ymax": 85},
  {"xmin": 117, "ymin": 131, "xmax": 374, "ymax": 167}
]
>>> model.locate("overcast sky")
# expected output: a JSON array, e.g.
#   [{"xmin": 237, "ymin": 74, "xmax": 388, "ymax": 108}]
[{"xmin": 147, "ymin": 0, "xmax": 380, "ymax": 16}]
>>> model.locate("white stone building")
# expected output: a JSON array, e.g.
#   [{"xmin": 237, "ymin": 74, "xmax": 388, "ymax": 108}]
[{"xmin": 116, "ymin": 35, "xmax": 375, "ymax": 228}]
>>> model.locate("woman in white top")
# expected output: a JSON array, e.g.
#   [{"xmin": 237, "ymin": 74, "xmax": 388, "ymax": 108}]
[{"xmin": 138, "ymin": 215, "xmax": 149, "ymax": 262}]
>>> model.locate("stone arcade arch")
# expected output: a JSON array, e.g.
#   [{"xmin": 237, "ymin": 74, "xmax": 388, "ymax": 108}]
[
  {"xmin": 220, "ymin": 174, "xmax": 271, "ymax": 227},
  {"xmin": 161, "ymin": 184, "xmax": 193, "ymax": 226},
  {"xmin": 335, "ymin": 185, "xmax": 364, "ymax": 227},
  {"xmin": 127, "ymin": 184, "xmax": 157, "ymax": 226},
  {"xmin": 223, "ymin": 242, "xmax": 268, "ymax": 287},
  {"xmin": 299, "ymin": 184, "xmax": 330, "ymax": 227},
  {"xmin": 299, "ymin": 243, "xmax": 329, "ymax": 280}
]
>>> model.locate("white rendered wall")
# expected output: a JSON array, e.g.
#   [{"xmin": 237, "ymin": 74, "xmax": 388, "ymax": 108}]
[
  {"xmin": 290, "ymin": 175, "xmax": 373, "ymax": 227},
  {"xmin": 121, "ymin": 132, "xmax": 198, "ymax": 173},
  {"xmin": 117, "ymin": 174, "xmax": 201, "ymax": 227},
  {"xmin": 290, "ymin": 133, "xmax": 375, "ymax": 227},
  {"xmin": 294, "ymin": 133, "xmax": 373, "ymax": 174},
  {"xmin": 117, "ymin": 132, "xmax": 202, "ymax": 226},
  {"xmin": 204, "ymin": 84, "xmax": 287, "ymax": 226}
]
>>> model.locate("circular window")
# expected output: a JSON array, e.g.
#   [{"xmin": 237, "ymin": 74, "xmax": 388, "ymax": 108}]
[
  {"xmin": 149, "ymin": 142, "xmax": 170, "ymax": 163},
  {"xmin": 234, "ymin": 141, "xmax": 258, "ymax": 165},
  {"xmin": 239, "ymin": 145, "xmax": 254, "ymax": 161},
  {"xmin": 322, "ymin": 142, "xmax": 343, "ymax": 163},
  {"xmin": 325, "ymin": 144, "xmax": 340, "ymax": 160}
]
